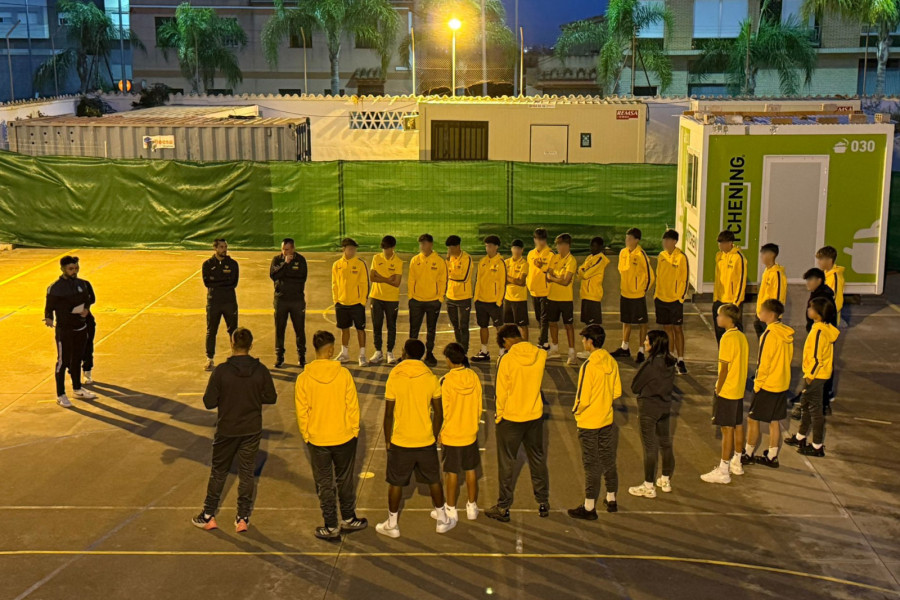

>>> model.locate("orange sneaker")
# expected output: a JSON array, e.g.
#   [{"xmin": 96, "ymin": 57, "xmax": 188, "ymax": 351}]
[
  {"xmin": 191, "ymin": 512, "xmax": 218, "ymax": 530},
  {"xmin": 235, "ymin": 516, "xmax": 250, "ymax": 533}
]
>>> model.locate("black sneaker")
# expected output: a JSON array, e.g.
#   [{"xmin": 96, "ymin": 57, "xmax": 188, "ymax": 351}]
[
  {"xmin": 784, "ymin": 434, "xmax": 807, "ymax": 448},
  {"xmin": 740, "ymin": 452, "xmax": 754, "ymax": 466},
  {"xmin": 191, "ymin": 511, "xmax": 218, "ymax": 530},
  {"xmin": 823, "ymin": 405, "xmax": 833, "ymax": 416},
  {"xmin": 471, "ymin": 351, "xmax": 490, "ymax": 362},
  {"xmin": 424, "ymin": 353, "xmax": 438, "ymax": 367},
  {"xmin": 610, "ymin": 348, "xmax": 631, "ymax": 359},
  {"xmin": 538, "ymin": 503, "xmax": 550, "ymax": 518},
  {"xmin": 314, "ymin": 525, "xmax": 342, "ymax": 541},
  {"xmin": 603, "ymin": 499, "xmax": 618, "ymax": 513},
  {"xmin": 484, "ymin": 505, "xmax": 510, "ymax": 522},
  {"xmin": 567, "ymin": 505, "xmax": 598, "ymax": 521},
  {"xmin": 798, "ymin": 444, "xmax": 825, "ymax": 457},
  {"xmin": 299, "ymin": 357, "xmax": 306, "ymax": 369},
  {"xmin": 274, "ymin": 357, "xmax": 285, "ymax": 369},
  {"xmin": 755, "ymin": 450, "xmax": 780, "ymax": 468},
  {"xmin": 340, "ymin": 515, "xmax": 368, "ymax": 532},
  {"xmin": 676, "ymin": 360, "xmax": 688, "ymax": 375},
  {"xmin": 635, "ymin": 351, "xmax": 646, "ymax": 364}
]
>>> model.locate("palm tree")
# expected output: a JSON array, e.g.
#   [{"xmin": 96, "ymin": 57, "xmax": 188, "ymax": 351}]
[
  {"xmin": 802, "ymin": 0, "xmax": 899, "ymax": 97},
  {"xmin": 692, "ymin": 9, "xmax": 818, "ymax": 96},
  {"xmin": 262, "ymin": 0, "xmax": 400, "ymax": 95},
  {"xmin": 555, "ymin": 0, "xmax": 673, "ymax": 96},
  {"xmin": 33, "ymin": 0, "xmax": 145, "ymax": 95},
  {"xmin": 156, "ymin": 3, "xmax": 247, "ymax": 94}
]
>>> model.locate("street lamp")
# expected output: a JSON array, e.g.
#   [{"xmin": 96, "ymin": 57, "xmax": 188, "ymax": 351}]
[{"xmin": 449, "ymin": 18, "xmax": 461, "ymax": 97}]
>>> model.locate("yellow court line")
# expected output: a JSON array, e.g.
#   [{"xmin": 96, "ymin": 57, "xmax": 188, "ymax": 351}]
[
  {"xmin": 0, "ymin": 551, "xmax": 896, "ymax": 594},
  {"xmin": 0, "ymin": 250, "xmax": 79, "ymax": 287}
]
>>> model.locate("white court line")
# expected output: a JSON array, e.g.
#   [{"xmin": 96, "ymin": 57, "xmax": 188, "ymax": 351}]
[{"xmin": 853, "ymin": 417, "xmax": 893, "ymax": 425}]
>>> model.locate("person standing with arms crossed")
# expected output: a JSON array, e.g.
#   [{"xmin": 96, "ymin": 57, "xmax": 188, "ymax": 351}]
[
  {"xmin": 332, "ymin": 238, "xmax": 369, "ymax": 367},
  {"xmin": 408, "ymin": 234, "xmax": 448, "ymax": 368},
  {"xmin": 202, "ymin": 238, "xmax": 239, "ymax": 371},
  {"xmin": 503, "ymin": 240, "xmax": 530, "ymax": 340},
  {"xmin": 73, "ymin": 258, "xmax": 97, "ymax": 385},
  {"xmin": 369, "ymin": 235, "xmax": 403, "ymax": 366},
  {"xmin": 471, "ymin": 235, "xmax": 507, "ymax": 362},
  {"xmin": 445, "ymin": 235, "xmax": 474, "ymax": 355},
  {"xmin": 576, "ymin": 237, "xmax": 609, "ymax": 359},
  {"xmin": 546, "ymin": 233, "xmax": 579, "ymax": 365},
  {"xmin": 611, "ymin": 228, "xmax": 654, "ymax": 363},
  {"xmin": 654, "ymin": 230, "xmax": 689, "ymax": 374},
  {"xmin": 526, "ymin": 228, "xmax": 555, "ymax": 349},
  {"xmin": 712, "ymin": 230, "xmax": 747, "ymax": 343},
  {"xmin": 270, "ymin": 238, "xmax": 308, "ymax": 369}
]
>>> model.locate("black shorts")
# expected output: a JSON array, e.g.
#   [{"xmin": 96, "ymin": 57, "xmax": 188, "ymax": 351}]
[
  {"xmin": 581, "ymin": 299, "xmax": 602, "ymax": 325},
  {"xmin": 475, "ymin": 301, "xmax": 503, "ymax": 329},
  {"xmin": 386, "ymin": 444, "xmax": 441, "ymax": 486},
  {"xmin": 441, "ymin": 441, "xmax": 480, "ymax": 473},
  {"xmin": 547, "ymin": 300, "xmax": 574, "ymax": 325},
  {"xmin": 620, "ymin": 297, "xmax": 649, "ymax": 324},
  {"xmin": 503, "ymin": 299, "xmax": 529, "ymax": 327},
  {"xmin": 335, "ymin": 303, "xmax": 365, "ymax": 330},
  {"xmin": 749, "ymin": 389, "xmax": 787, "ymax": 423},
  {"xmin": 713, "ymin": 395, "xmax": 744, "ymax": 428},
  {"xmin": 654, "ymin": 299, "xmax": 684, "ymax": 325}
]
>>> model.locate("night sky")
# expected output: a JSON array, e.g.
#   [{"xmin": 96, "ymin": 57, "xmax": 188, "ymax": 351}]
[{"xmin": 501, "ymin": 0, "xmax": 609, "ymax": 46}]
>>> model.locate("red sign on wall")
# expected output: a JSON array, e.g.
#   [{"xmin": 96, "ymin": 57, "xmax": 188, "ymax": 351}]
[{"xmin": 616, "ymin": 109, "xmax": 640, "ymax": 120}]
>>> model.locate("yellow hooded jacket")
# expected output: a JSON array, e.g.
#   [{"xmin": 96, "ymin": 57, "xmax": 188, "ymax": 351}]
[
  {"xmin": 295, "ymin": 360, "xmax": 360, "ymax": 446},
  {"xmin": 408, "ymin": 252, "xmax": 448, "ymax": 302},
  {"xmin": 577, "ymin": 253, "xmax": 609, "ymax": 302},
  {"xmin": 439, "ymin": 367, "xmax": 483, "ymax": 446},
  {"xmin": 714, "ymin": 246, "xmax": 747, "ymax": 304},
  {"xmin": 495, "ymin": 341, "xmax": 546, "ymax": 423},
  {"xmin": 756, "ymin": 264, "xmax": 787, "ymax": 318},
  {"xmin": 825, "ymin": 265, "xmax": 845, "ymax": 313},
  {"xmin": 618, "ymin": 245, "xmax": 655, "ymax": 299},
  {"xmin": 803, "ymin": 322, "xmax": 840, "ymax": 381},
  {"xmin": 753, "ymin": 321, "xmax": 794, "ymax": 393},
  {"xmin": 385, "ymin": 359, "xmax": 442, "ymax": 448},
  {"xmin": 654, "ymin": 248, "xmax": 689, "ymax": 303},
  {"xmin": 475, "ymin": 254, "xmax": 507, "ymax": 305},
  {"xmin": 526, "ymin": 247, "xmax": 554, "ymax": 298},
  {"xmin": 447, "ymin": 251, "xmax": 474, "ymax": 301},
  {"xmin": 332, "ymin": 256, "xmax": 369, "ymax": 305},
  {"xmin": 572, "ymin": 349, "xmax": 621, "ymax": 429}
]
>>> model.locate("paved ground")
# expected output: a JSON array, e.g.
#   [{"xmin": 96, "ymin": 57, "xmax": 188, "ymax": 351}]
[{"xmin": 2, "ymin": 248, "xmax": 899, "ymax": 600}]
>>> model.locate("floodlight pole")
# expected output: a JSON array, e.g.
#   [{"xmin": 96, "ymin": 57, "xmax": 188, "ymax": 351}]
[
  {"xmin": 481, "ymin": 0, "xmax": 487, "ymax": 97},
  {"xmin": 451, "ymin": 28, "xmax": 457, "ymax": 96},
  {"xmin": 6, "ymin": 20, "xmax": 20, "ymax": 102}
]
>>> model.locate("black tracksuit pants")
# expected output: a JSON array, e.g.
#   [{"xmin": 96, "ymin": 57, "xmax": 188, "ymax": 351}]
[
  {"xmin": 55, "ymin": 327, "xmax": 87, "ymax": 397},
  {"xmin": 408, "ymin": 299, "xmax": 441, "ymax": 354},
  {"xmin": 308, "ymin": 438, "xmax": 358, "ymax": 528},
  {"xmin": 446, "ymin": 298, "xmax": 472, "ymax": 353},
  {"xmin": 532, "ymin": 296, "xmax": 550, "ymax": 346},
  {"xmin": 495, "ymin": 418, "xmax": 550, "ymax": 509},
  {"xmin": 82, "ymin": 314, "xmax": 96, "ymax": 372},
  {"xmin": 371, "ymin": 299, "xmax": 399, "ymax": 353},
  {"xmin": 578, "ymin": 424, "xmax": 619, "ymax": 500},
  {"xmin": 203, "ymin": 432, "xmax": 261, "ymax": 517},
  {"xmin": 274, "ymin": 297, "xmax": 306, "ymax": 362},
  {"xmin": 206, "ymin": 300, "xmax": 238, "ymax": 359}
]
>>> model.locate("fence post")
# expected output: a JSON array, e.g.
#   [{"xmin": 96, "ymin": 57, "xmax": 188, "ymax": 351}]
[
  {"xmin": 506, "ymin": 161, "xmax": 514, "ymax": 226},
  {"xmin": 338, "ymin": 160, "xmax": 346, "ymax": 245}
]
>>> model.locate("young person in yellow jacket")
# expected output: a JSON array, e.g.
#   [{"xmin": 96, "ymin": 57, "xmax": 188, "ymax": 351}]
[
  {"xmin": 331, "ymin": 238, "xmax": 369, "ymax": 366},
  {"xmin": 701, "ymin": 303, "xmax": 748, "ymax": 485},
  {"xmin": 546, "ymin": 233, "xmax": 579, "ymax": 366},
  {"xmin": 445, "ymin": 235, "xmax": 474, "ymax": 355},
  {"xmin": 712, "ymin": 230, "xmax": 747, "ymax": 343},
  {"xmin": 576, "ymin": 236, "xmax": 609, "ymax": 359},
  {"xmin": 294, "ymin": 331, "xmax": 367, "ymax": 541},
  {"xmin": 369, "ymin": 235, "xmax": 403, "ymax": 366},
  {"xmin": 568, "ymin": 324, "xmax": 622, "ymax": 519},
  {"xmin": 744, "ymin": 299, "xmax": 793, "ymax": 469},
  {"xmin": 485, "ymin": 324, "xmax": 550, "ymax": 522},
  {"xmin": 816, "ymin": 245, "xmax": 845, "ymax": 411},
  {"xmin": 503, "ymin": 239, "xmax": 530, "ymax": 340},
  {"xmin": 526, "ymin": 228, "xmax": 555, "ymax": 349},
  {"xmin": 754, "ymin": 244, "xmax": 787, "ymax": 339},
  {"xmin": 654, "ymin": 229, "xmax": 689, "ymax": 374},
  {"xmin": 437, "ymin": 343, "xmax": 483, "ymax": 521},
  {"xmin": 376, "ymin": 339, "xmax": 455, "ymax": 538},
  {"xmin": 785, "ymin": 298, "xmax": 839, "ymax": 458},
  {"xmin": 611, "ymin": 228, "xmax": 655, "ymax": 363},
  {"xmin": 408, "ymin": 234, "xmax": 448, "ymax": 367},
  {"xmin": 472, "ymin": 235, "xmax": 507, "ymax": 362}
]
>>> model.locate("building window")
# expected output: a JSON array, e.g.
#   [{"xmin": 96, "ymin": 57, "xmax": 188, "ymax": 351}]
[
  {"xmin": 431, "ymin": 120, "xmax": 489, "ymax": 161},
  {"xmin": 279, "ymin": 88, "xmax": 304, "ymax": 96},
  {"xmin": 289, "ymin": 31, "xmax": 312, "ymax": 48},
  {"xmin": 858, "ymin": 58, "xmax": 900, "ymax": 95},
  {"xmin": 349, "ymin": 110, "xmax": 415, "ymax": 130},
  {"xmin": 0, "ymin": 0, "xmax": 49, "ymax": 39},
  {"xmin": 636, "ymin": 0, "xmax": 665, "ymax": 38},
  {"xmin": 633, "ymin": 85, "xmax": 658, "ymax": 96},
  {"xmin": 155, "ymin": 17, "xmax": 174, "ymax": 46},
  {"xmin": 688, "ymin": 83, "xmax": 732, "ymax": 96},
  {"xmin": 357, "ymin": 83, "xmax": 385, "ymax": 96},
  {"xmin": 207, "ymin": 88, "xmax": 234, "ymax": 95},
  {"xmin": 686, "ymin": 152, "xmax": 699, "ymax": 209},
  {"xmin": 693, "ymin": 0, "xmax": 748, "ymax": 38},
  {"xmin": 221, "ymin": 18, "xmax": 243, "ymax": 47},
  {"xmin": 106, "ymin": 0, "xmax": 130, "ymax": 39}
]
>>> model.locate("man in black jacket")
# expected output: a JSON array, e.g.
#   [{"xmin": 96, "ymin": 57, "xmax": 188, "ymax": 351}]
[
  {"xmin": 74, "ymin": 258, "xmax": 97, "ymax": 385},
  {"xmin": 270, "ymin": 238, "xmax": 308, "ymax": 369},
  {"xmin": 203, "ymin": 238, "xmax": 240, "ymax": 370},
  {"xmin": 44, "ymin": 255, "xmax": 97, "ymax": 407},
  {"xmin": 193, "ymin": 327, "xmax": 277, "ymax": 533}
]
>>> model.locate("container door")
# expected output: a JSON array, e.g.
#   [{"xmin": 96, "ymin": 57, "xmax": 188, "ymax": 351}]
[
  {"xmin": 759, "ymin": 155, "xmax": 829, "ymax": 283},
  {"xmin": 530, "ymin": 125, "xmax": 569, "ymax": 163}
]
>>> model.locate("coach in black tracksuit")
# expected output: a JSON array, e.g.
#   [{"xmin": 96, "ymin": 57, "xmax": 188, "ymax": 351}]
[
  {"xmin": 270, "ymin": 238, "xmax": 308, "ymax": 368},
  {"xmin": 203, "ymin": 239, "xmax": 240, "ymax": 367},
  {"xmin": 44, "ymin": 255, "xmax": 93, "ymax": 402},
  {"xmin": 74, "ymin": 260, "xmax": 97, "ymax": 379}
]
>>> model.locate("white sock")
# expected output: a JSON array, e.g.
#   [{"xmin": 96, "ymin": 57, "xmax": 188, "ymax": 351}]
[
  {"xmin": 812, "ymin": 442, "xmax": 823, "ymax": 449},
  {"xmin": 621, "ymin": 342, "xmax": 629, "ymax": 350},
  {"xmin": 434, "ymin": 505, "xmax": 447, "ymax": 522},
  {"xmin": 388, "ymin": 511, "xmax": 398, "ymax": 527},
  {"xmin": 341, "ymin": 345, "xmax": 349, "ymax": 354},
  {"xmin": 659, "ymin": 475, "xmax": 670, "ymax": 484},
  {"xmin": 768, "ymin": 447, "xmax": 779, "ymax": 459},
  {"xmin": 568, "ymin": 347, "xmax": 575, "ymax": 355},
  {"xmin": 446, "ymin": 504, "xmax": 458, "ymax": 520},
  {"xmin": 796, "ymin": 433, "xmax": 806, "ymax": 441},
  {"xmin": 733, "ymin": 451, "xmax": 742, "ymax": 460},
  {"xmin": 676, "ymin": 355, "xmax": 684, "ymax": 361},
  {"xmin": 359, "ymin": 347, "xmax": 366, "ymax": 359},
  {"xmin": 719, "ymin": 459, "xmax": 730, "ymax": 472},
  {"xmin": 606, "ymin": 492, "xmax": 616, "ymax": 503},
  {"xmin": 481, "ymin": 344, "xmax": 488, "ymax": 354},
  {"xmin": 550, "ymin": 343, "xmax": 559, "ymax": 351},
  {"xmin": 637, "ymin": 348, "xmax": 645, "ymax": 355},
  {"xmin": 745, "ymin": 443, "xmax": 754, "ymax": 456},
  {"xmin": 584, "ymin": 498, "xmax": 595, "ymax": 511},
  {"xmin": 643, "ymin": 481, "xmax": 654, "ymax": 489}
]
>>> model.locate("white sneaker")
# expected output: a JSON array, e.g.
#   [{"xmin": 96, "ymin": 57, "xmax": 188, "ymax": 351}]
[
  {"xmin": 83, "ymin": 370, "xmax": 93, "ymax": 385},
  {"xmin": 656, "ymin": 477, "xmax": 672, "ymax": 493},
  {"xmin": 335, "ymin": 350, "xmax": 349, "ymax": 363},
  {"xmin": 576, "ymin": 351, "xmax": 591, "ymax": 359},
  {"xmin": 369, "ymin": 350, "xmax": 384, "ymax": 365},
  {"xmin": 204, "ymin": 359, "xmax": 214, "ymax": 371},
  {"xmin": 386, "ymin": 352, "xmax": 398, "ymax": 365},
  {"xmin": 56, "ymin": 394, "xmax": 72, "ymax": 408},
  {"xmin": 628, "ymin": 483, "xmax": 657, "ymax": 498},
  {"xmin": 73, "ymin": 388, "xmax": 97, "ymax": 400},
  {"xmin": 566, "ymin": 352, "xmax": 577, "ymax": 366},
  {"xmin": 466, "ymin": 502, "xmax": 479, "ymax": 520},
  {"xmin": 436, "ymin": 515, "xmax": 457, "ymax": 534},
  {"xmin": 546, "ymin": 345, "xmax": 560, "ymax": 359},
  {"xmin": 358, "ymin": 355, "xmax": 369, "ymax": 367},
  {"xmin": 700, "ymin": 466, "xmax": 731, "ymax": 484},
  {"xmin": 730, "ymin": 455, "xmax": 744, "ymax": 476},
  {"xmin": 375, "ymin": 519, "xmax": 400, "ymax": 538}
]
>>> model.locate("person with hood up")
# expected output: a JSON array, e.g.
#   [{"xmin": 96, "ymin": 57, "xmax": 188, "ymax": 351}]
[
  {"xmin": 785, "ymin": 298, "xmax": 839, "ymax": 458},
  {"xmin": 485, "ymin": 325, "xmax": 550, "ymax": 523},
  {"xmin": 376, "ymin": 339, "xmax": 455, "ymax": 538},
  {"xmin": 194, "ymin": 328, "xmax": 277, "ymax": 533},
  {"xmin": 295, "ymin": 330, "xmax": 367, "ymax": 541},
  {"xmin": 436, "ymin": 343, "xmax": 484, "ymax": 522},
  {"xmin": 628, "ymin": 330, "xmax": 676, "ymax": 500},
  {"xmin": 744, "ymin": 299, "xmax": 793, "ymax": 469},
  {"xmin": 569, "ymin": 324, "xmax": 622, "ymax": 518}
]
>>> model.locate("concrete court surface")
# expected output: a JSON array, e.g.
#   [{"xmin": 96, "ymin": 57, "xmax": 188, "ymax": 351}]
[{"xmin": 1, "ymin": 247, "xmax": 899, "ymax": 600}]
